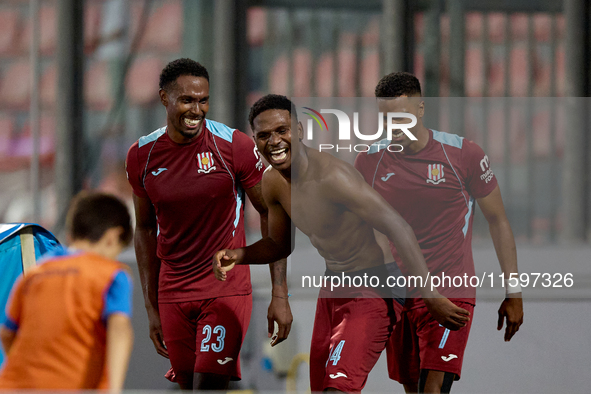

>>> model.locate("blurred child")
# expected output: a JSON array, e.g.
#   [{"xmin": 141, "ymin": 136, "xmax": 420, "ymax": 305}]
[{"xmin": 0, "ymin": 192, "xmax": 134, "ymax": 391}]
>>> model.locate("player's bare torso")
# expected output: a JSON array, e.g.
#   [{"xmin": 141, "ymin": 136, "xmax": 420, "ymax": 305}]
[{"xmin": 265, "ymin": 145, "xmax": 384, "ymax": 273}]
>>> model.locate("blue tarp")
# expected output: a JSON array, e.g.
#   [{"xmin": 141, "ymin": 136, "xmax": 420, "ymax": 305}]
[{"xmin": 0, "ymin": 223, "xmax": 60, "ymax": 366}]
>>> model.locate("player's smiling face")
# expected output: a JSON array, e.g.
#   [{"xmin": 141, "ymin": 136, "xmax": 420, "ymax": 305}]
[
  {"xmin": 253, "ymin": 109, "xmax": 300, "ymax": 173},
  {"xmin": 377, "ymin": 95, "xmax": 424, "ymax": 150},
  {"xmin": 160, "ymin": 75, "xmax": 209, "ymax": 143}
]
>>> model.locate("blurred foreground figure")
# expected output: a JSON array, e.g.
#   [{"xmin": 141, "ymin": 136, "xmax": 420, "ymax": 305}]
[{"xmin": 0, "ymin": 192, "xmax": 134, "ymax": 391}]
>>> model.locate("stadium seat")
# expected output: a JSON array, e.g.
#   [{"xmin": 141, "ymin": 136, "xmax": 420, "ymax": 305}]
[
  {"xmin": 510, "ymin": 14, "xmax": 529, "ymax": 42},
  {"xmin": 14, "ymin": 115, "xmax": 56, "ymax": 163},
  {"xmin": 466, "ymin": 12, "xmax": 483, "ymax": 42},
  {"xmin": 0, "ymin": 116, "xmax": 16, "ymax": 159},
  {"xmin": 534, "ymin": 14, "xmax": 551, "ymax": 43},
  {"xmin": 125, "ymin": 57, "xmax": 163, "ymax": 106},
  {"xmin": 465, "ymin": 46, "xmax": 483, "ymax": 97},
  {"xmin": 487, "ymin": 13, "xmax": 505, "ymax": 44},
  {"xmin": 413, "ymin": 52, "xmax": 424, "ymax": 88},
  {"xmin": 555, "ymin": 44, "xmax": 564, "ymax": 97},
  {"xmin": 0, "ymin": 61, "xmax": 31, "ymax": 110},
  {"xmin": 360, "ymin": 17, "xmax": 380, "ymax": 97},
  {"xmin": 247, "ymin": 7, "xmax": 267, "ymax": 47},
  {"xmin": 414, "ymin": 12, "xmax": 424, "ymax": 44},
  {"xmin": 269, "ymin": 55, "xmax": 289, "ymax": 96},
  {"xmin": 0, "ymin": 9, "xmax": 20, "ymax": 56},
  {"xmin": 40, "ymin": 63, "xmax": 56, "ymax": 109},
  {"xmin": 140, "ymin": 1, "xmax": 182, "ymax": 53},
  {"xmin": 85, "ymin": 61, "xmax": 112, "ymax": 111},
  {"xmin": 20, "ymin": 5, "xmax": 56, "ymax": 56},
  {"xmin": 337, "ymin": 32, "xmax": 357, "ymax": 97},
  {"xmin": 84, "ymin": 2, "xmax": 102, "ymax": 54},
  {"xmin": 293, "ymin": 48, "xmax": 312, "ymax": 97},
  {"xmin": 315, "ymin": 53, "xmax": 334, "ymax": 97},
  {"xmin": 510, "ymin": 46, "xmax": 528, "ymax": 97}
]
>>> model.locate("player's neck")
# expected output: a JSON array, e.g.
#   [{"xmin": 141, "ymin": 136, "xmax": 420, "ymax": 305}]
[
  {"xmin": 290, "ymin": 144, "xmax": 310, "ymax": 184},
  {"xmin": 166, "ymin": 122, "xmax": 204, "ymax": 144},
  {"xmin": 404, "ymin": 125, "xmax": 430, "ymax": 154}
]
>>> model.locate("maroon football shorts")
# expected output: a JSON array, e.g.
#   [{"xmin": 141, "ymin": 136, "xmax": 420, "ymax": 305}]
[
  {"xmin": 310, "ymin": 288, "xmax": 396, "ymax": 392},
  {"xmin": 159, "ymin": 294, "xmax": 252, "ymax": 386},
  {"xmin": 386, "ymin": 300, "xmax": 475, "ymax": 384}
]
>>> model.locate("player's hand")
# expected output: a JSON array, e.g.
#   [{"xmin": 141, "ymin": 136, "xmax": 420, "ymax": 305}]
[
  {"xmin": 497, "ymin": 296, "xmax": 523, "ymax": 341},
  {"xmin": 212, "ymin": 248, "xmax": 244, "ymax": 281},
  {"xmin": 146, "ymin": 307, "xmax": 169, "ymax": 358},
  {"xmin": 423, "ymin": 295, "xmax": 470, "ymax": 331},
  {"xmin": 267, "ymin": 296, "xmax": 293, "ymax": 347}
]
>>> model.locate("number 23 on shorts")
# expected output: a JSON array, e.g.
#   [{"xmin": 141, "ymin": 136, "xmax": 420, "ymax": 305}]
[{"xmin": 200, "ymin": 325, "xmax": 226, "ymax": 352}]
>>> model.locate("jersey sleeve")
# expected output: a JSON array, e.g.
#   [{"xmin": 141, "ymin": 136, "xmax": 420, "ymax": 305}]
[
  {"xmin": 232, "ymin": 130, "xmax": 265, "ymax": 189},
  {"xmin": 3, "ymin": 277, "xmax": 25, "ymax": 332},
  {"xmin": 463, "ymin": 139, "xmax": 498, "ymax": 199},
  {"xmin": 102, "ymin": 270, "xmax": 133, "ymax": 320},
  {"xmin": 125, "ymin": 142, "xmax": 149, "ymax": 198}
]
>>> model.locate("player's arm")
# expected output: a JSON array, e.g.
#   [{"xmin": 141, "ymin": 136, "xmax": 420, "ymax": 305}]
[
  {"xmin": 477, "ymin": 185, "xmax": 523, "ymax": 341},
  {"xmin": 104, "ymin": 270, "xmax": 134, "ymax": 392},
  {"xmin": 214, "ymin": 172, "xmax": 294, "ymax": 276},
  {"xmin": 1, "ymin": 277, "xmax": 24, "ymax": 354},
  {"xmin": 106, "ymin": 313, "xmax": 133, "ymax": 393},
  {"xmin": 0, "ymin": 326, "xmax": 16, "ymax": 354},
  {"xmin": 329, "ymin": 163, "xmax": 470, "ymax": 330},
  {"xmin": 245, "ymin": 180, "xmax": 293, "ymax": 346},
  {"xmin": 133, "ymin": 194, "xmax": 168, "ymax": 358}
]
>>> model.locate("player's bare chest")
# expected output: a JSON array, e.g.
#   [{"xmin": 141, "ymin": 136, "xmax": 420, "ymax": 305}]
[{"xmin": 289, "ymin": 183, "xmax": 342, "ymax": 236}]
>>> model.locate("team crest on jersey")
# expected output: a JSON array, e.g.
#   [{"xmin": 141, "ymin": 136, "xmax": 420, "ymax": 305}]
[
  {"xmin": 427, "ymin": 164, "xmax": 445, "ymax": 184},
  {"xmin": 197, "ymin": 152, "xmax": 217, "ymax": 174}
]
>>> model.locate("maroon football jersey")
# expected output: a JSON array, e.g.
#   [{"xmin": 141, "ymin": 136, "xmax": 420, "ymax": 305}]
[
  {"xmin": 126, "ymin": 119, "xmax": 264, "ymax": 302},
  {"xmin": 355, "ymin": 129, "xmax": 497, "ymax": 306}
]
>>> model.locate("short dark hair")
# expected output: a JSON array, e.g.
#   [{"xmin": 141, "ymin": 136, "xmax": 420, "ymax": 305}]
[
  {"xmin": 159, "ymin": 58, "xmax": 209, "ymax": 91},
  {"xmin": 249, "ymin": 94, "xmax": 298, "ymax": 128},
  {"xmin": 375, "ymin": 72, "xmax": 422, "ymax": 98},
  {"xmin": 66, "ymin": 192, "xmax": 132, "ymax": 247}
]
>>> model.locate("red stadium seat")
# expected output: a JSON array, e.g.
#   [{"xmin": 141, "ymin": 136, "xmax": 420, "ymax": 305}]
[
  {"xmin": 84, "ymin": 3, "xmax": 102, "ymax": 54},
  {"xmin": 466, "ymin": 12, "xmax": 483, "ymax": 42},
  {"xmin": 509, "ymin": 46, "xmax": 528, "ymax": 97},
  {"xmin": 533, "ymin": 14, "xmax": 551, "ymax": 43},
  {"xmin": 140, "ymin": 1, "xmax": 182, "ymax": 53},
  {"xmin": 269, "ymin": 55, "xmax": 288, "ymax": 96},
  {"xmin": 40, "ymin": 63, "xmax": 57, "ymax": 109},
  {"xmin": 510, "ymin": 14, "xmax": 528, "ymax": 42},
  {"xmin": 125, "ymin": 57, "xmax": 163, "ymax": 106},
  {"xmin": 85, "ymin": 61, "xmax": 113, "ymax": 111},
  {"xmin": 247, "ymin": 7, "xmax": 267, "ymax": 47},
  {"xmin": 555, "ymin": 44, "xmax": 565, "ymax": 97},
  {"xmin": 487, "ymin": 13, "xmax": 505, "ymax": 44},
  {"xmin": 465, "ymin": 46, "xmax": 483, "ymax": 97},
  {"xmin": 414, "ymin": 12, "xmax": 424, "ymax": 44},
  {"xmin": 0, "ymin": 116, "xmax": 16, "ymax": 159},
  {"xmin": 338, "ymin": 32, "xmax": 357, "ymax": 97},
  {"xmin": 17, "ymin": 115, "xmax": 56, "ymax": 161},
  {"xmin": 20, "ymin": 5, "xmax": 56, "ymax": 55},
  {"xmin": 0, "ymin": 9, "xmax": 20, "ymax": 55},
  {"xmin": 0, "ymin": 61, "xmax": 31, "ymax": 110},
  {"xmin": 413, "ymin": 52, "xmax": 424, "ymax": 87},
  {"xmin": 315, "ymin": 53, "xmax": 334, "ymax": 97},
  {"xmin": 293, "ymin": 48, "xmax": 312, "ymax": 97},
  {"xmin": 440, "ymin": 14, "xmax": 449, "ymax": 44},
  {"xmin": 360, "ymin": 50, "xmax": 379, "ymax": 97}
]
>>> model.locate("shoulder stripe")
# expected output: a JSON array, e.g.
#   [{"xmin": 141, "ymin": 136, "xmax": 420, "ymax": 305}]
[
  {"xmin": 206, "ymin": 119, "xmax": 235, "ymax": 143},
  {"xmin": 432, "ymin": 129, "xmax": 463, "ymax": 149},
  {"xmin": 138, "ymin": 127, "xmax": 166, "ymax": 148},
  {"xmin": 368, "ymin": 138, "xmax": 391, "ymax": 154}
]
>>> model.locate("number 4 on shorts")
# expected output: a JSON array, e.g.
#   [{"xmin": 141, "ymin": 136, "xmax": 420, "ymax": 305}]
[{"xmin": 326, "ymin": 340, "xmax": 346, "ymax": 366}]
